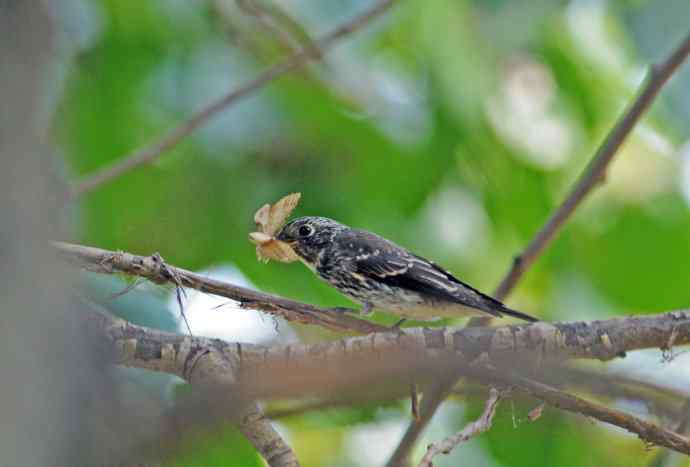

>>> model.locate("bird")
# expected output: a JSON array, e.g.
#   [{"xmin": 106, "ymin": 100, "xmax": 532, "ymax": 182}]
[{"xmin": 275, "ymin": 216, "xmax": 538, "ymax": 324}]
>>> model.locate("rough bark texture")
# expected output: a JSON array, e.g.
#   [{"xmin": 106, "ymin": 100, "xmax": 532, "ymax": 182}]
[
  {"xmin": 239, "ymin": 405, "xmax": 301, "ymax": 467},
  {"xmin": 84, "ymin": 308, "xmax": 690, "ymax": 456}
]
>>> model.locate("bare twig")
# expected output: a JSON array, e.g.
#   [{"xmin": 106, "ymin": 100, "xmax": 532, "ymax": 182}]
[
  {"xmin": 55, "ymin": 241, "xmax": 387, "ymax": 334},
  {"xmin": 505, "ymin": 375, "xmax": 690, "ymax": 456},
  {"xmin": 386, "ymin": 377, "xmax": 457, "ymax": 467},
  {"xmin": 72, "ymin": 0, "xmax": 396, "ymax": 196},
  {"xmin": 236, "ymin": 0, "xmax": 321, "ymax": 58},
  {"xmin": 418, "ymin": 388, "xmax": 501, "ymax": 467},
  {"xmin": 388, "ymin": 28, "xmax": 690, "ymax": 466}
]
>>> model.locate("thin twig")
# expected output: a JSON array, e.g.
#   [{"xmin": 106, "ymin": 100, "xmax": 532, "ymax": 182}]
[
  {"xmin": 493, "ymin": 29, "xmax": 690, "ymax": 300},
  {"xmin": 418, "ymin": 388, "xmax": 501, "ymax": 467},
  {"xmin": 506, "ymin": 375, "xmax": 690, "ymax": 456},
  {"xmin": 236, "ymin": 0, "xmax": 321, "ymax": 58},
  {"xmin": 55, "ymin": 241, "xmax": 388, "ymax": 334},
  {"xmin": 72, "ymin": 0, "xmax": 396, "ymax": 196},
  {"xmin": 386, "ymin": 28, "xmax": 690, "ymax": 467},
  {"xmin": 151, "ymin": 252, "xmax": 193, "ymax": 335}
]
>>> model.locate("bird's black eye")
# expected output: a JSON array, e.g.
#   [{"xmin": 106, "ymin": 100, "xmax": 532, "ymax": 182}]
[{"xmin": 298, "ymin": 225, "xmax": 314, "ymax": 237}]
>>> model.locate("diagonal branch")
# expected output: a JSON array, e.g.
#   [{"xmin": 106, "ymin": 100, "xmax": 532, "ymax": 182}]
[
  {"xmin": 388, "ymin": 27, "xmax": 690, "ymax": 467},
  {"xmin": 505, "ymin": 375, "xmax": 690, "ymax": 457},
  {"xmin": 493, "ymin": 28, "xmax": 690, "ymax": 301},
  {"xmin": 71, "ymin": 0, "xmax": 396, "ymax": 197},
  {"xmin": 239, "ymin": 404, "xmax": 301, "ymax": 467},
  {"xmin": 55, "ymin": 241, "xmax": 387, "ymax": 334}
]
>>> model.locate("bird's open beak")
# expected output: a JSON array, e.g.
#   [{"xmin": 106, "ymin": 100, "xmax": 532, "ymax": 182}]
[{"xmin": 276, "ymin": 231, "xmax": 295, "ymax": 244}]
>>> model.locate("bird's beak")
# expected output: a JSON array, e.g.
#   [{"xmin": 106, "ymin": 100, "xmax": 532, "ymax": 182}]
[{"xmin": 276, "ymin": 230, "xmax": 295, "ymax": 244}]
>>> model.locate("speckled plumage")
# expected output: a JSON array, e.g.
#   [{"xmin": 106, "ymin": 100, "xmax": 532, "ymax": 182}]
[{"xmin": 276, "ymin": 216, "xmax": 537, "ymax": 322}]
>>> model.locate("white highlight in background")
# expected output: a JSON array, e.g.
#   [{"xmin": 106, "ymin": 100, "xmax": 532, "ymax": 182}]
[{"xmin": 168, "ymin": 265, "xmax": 297, "ymax": 344}]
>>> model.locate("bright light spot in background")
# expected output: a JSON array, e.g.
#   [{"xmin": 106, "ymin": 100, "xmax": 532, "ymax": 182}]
[
  {"xmin": 344, "ymin": 401, "xmax": 500, "ymax": 467},
  {"xmin": 144, "ymin": 40, "xmax": 283, "ymax": 156},
  {"xmin": 344, "ymin": 416, "xmax": 407, "ymax": 466},
  {"xmin": 549, "ymin": 273, "xmax": 618, "ymax": 321},
  {"xmin": 566, "ymin": 0, "xmax": 627, "ymax": 72},
  {"xmin": 168, "ymin": 265, "xmax": 297, "ymax": 344},
  {"xmin": 419, "ymin": 186, "xmax": 490, "ymax": 262},
  {"xmin": 608, "ymin": 349, "xmax": 690, "ymax": 398},
  {"xmin": 486, "ymin": 55, "xmax": 575, "ymax": 170},
  {"xmin": 597, "ymin": 123, "xmax": 675, "ymax": 204},
  {"xmin": 678, "ymin": 141, "xmax": 690, "ymax": 206},
  {"xmin": 328, "ymin": 51, "xmax": 432, "ymax": 147}
]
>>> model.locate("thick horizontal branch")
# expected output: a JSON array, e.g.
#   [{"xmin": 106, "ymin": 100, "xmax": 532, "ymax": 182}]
[
  {"xmin": 56, "ymin": 242, "xmax": 387, "ymax": 334},
  {"xmin": 88, "ymin": 309, "xmax": 690, "ymax": 455},
  {"xmin": 92, "ymin": 308, "xmax": 690, "ymax": 386}
]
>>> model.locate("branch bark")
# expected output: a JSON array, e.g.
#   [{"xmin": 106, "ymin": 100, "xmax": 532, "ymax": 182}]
[
  {"xmin": 89, "ymin": 309, "xmax": 690, "ymax": 456},
  {"xmin": 71, "ymin": 0, "xmax": 397, "ymax": 196},
  {"xmin": 55, "ymin": 241, "xmax": 388, "ymax": 334},
  {"xmin": 86, "ymin": 309, "xmax": 299, "ymax": 466},
  {"xmin": 505, "ymin": 375, "xmax": 690, "ymax": 456},
  {"xmin": 239, "ymin": 404, "xmax": 300, "ymax": 467}
]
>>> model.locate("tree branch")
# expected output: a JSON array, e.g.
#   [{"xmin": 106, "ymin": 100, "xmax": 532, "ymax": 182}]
[
  {"xmin": 95, "ymin": 308, "xmax": 690, "ymax": 381},
  {"xmin": 493, "ymin": 28, "xmax": 690, "ymax": 300},
  {"xmin": 418, "ymin": 388, "xmax": 501, "ymax": 467},
  {"xmin": 505, "ymin": 375, "xmax": 690, "ymax": 457},
  {"xmin": 239, "ymin": 404, "xmax": 300, "ymax": 467},
  {"xmin": 89, "ymin": 309, "xmax": 690, "ymax": 456},
  {"xmin": 55, "ymin": 241, "xmax": 388, "ymax": 334},
  {"xmin": 71, "ymin": 0, "xmax": 397, "ymax": 196},
  {"xmin": 85, "ymin": 309, "xmax": 299, "ymax": 466},
  {"xmin": 389, "ymin": 27, "xmax": 690, "ymax": 466}
]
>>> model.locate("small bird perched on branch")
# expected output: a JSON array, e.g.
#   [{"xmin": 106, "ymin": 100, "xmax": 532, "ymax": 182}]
[{"xmin": 276, "ymin": 216, "xmax": 537, "ymax": 324}]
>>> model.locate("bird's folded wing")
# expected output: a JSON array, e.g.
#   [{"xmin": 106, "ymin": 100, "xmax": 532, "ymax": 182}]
[{"xmin": 354, "ymin": 252, "xmax": 502, "ymax": 317}]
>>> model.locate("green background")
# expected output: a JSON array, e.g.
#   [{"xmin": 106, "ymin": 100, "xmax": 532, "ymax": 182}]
[{"xmin": 56, "ymin": 0, "xmax": 690, "ymax": 465}]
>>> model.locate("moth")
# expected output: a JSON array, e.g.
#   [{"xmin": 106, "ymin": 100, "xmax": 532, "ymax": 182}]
[{"xmin": 248, "ymin": 193, "xmax": 301, "ymax": 263}]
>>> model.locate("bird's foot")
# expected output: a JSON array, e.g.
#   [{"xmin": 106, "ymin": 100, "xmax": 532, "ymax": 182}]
[{"xmin": 325, "ymin": 306, "xmax": 357, "ymax": 314}]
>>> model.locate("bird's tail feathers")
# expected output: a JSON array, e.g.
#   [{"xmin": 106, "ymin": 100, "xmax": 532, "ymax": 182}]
[{"xmin": 498, "ymin": 304, "xmax": 539, "ymax": 322}]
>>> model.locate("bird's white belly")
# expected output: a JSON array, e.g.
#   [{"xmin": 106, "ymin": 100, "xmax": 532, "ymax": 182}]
[{"xmin": 358, "ymin": 288, "xmax": 483, "ymax": 321}]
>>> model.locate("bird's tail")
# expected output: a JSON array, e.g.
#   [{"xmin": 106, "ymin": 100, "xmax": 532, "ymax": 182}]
[{"xmin": 499, "ymin": 304, "xmax": 539, "ymax": 322}]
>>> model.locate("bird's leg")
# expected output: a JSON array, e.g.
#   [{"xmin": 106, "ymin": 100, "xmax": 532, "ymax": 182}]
[
  {"xmin": 410, "ymin": 383, "xmax": 420, "ymax": 421},
  {"xmin": 326, "ymin": 306, "xmax": 357, "ymax": 314},
  {"xmin": 391, "ymin": 318, "xmax": 407, "ymax": 329},
  {"xmin": 361, "ymin": 302, "xmax": 374, "ymax": 315}
]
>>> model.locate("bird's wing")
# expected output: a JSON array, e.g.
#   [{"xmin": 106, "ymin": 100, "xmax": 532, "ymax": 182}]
[{"xmin": 354, "ymin": 250, "xmax": 503, "ymax": 318}]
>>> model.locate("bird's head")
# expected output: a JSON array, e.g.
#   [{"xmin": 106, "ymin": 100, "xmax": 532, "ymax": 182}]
[{"xmin": 276, "ymin": 216, "xmax": 345, "ymax": 264}]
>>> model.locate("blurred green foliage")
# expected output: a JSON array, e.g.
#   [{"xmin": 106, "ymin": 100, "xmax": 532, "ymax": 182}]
[{"xmin": 57, "ymin": 0, "xmax": 690, "ymax": 465}]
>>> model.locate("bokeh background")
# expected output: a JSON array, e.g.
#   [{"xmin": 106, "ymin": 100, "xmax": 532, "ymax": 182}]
[{"xmin": 52, "ymin": 0, "xmax": 690, "ymax": 465}]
